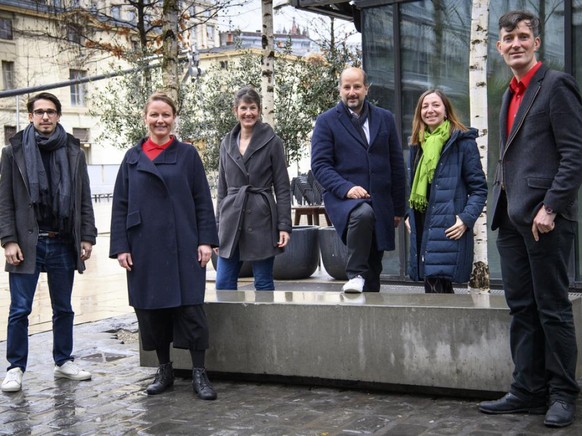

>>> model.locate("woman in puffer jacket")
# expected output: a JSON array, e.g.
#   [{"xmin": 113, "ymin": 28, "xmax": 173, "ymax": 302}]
[{"xmin": 405, "ymin": 89, "xmax": 487, "ymax": 293}]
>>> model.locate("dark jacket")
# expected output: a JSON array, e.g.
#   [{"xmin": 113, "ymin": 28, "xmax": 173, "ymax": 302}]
[
  {"xmin": 0, "ymin": 130, "xmax": 97, "ymax": 274},
  {"xmin": 407, "ymin": 128, "xmax": 487, "ymax": 282},
  {"xmin": 311, "ymin": 101, "xmax": 406, "ymax": 251},
  {"xmin": 491, "ymin": 64, "xmax": 582, "ymax": 229},
  {"xmin": 216, "ymin": 121, "xmax": 292, "ymax": 261},
  {"xmin": 109, "ymin": 138, "xmax": 218, "ymax": 309}
]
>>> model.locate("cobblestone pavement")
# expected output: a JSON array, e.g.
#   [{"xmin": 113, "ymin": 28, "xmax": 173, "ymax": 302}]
[{"xmin": 1, "ymin": 314, "xmax": 581, "ymax": 435}]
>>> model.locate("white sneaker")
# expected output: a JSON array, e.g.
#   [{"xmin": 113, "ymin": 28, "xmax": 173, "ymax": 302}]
[
  {"xmin": 1, "ymin": 367, "xmax": 23, "ymax": 392},
  {"xmin": 342, "ymin": 275, "xmax": 365, "ymax": 293},
  {"xmin": 54, "ymin": 361, "xmax": 92, "ymax": 381}
]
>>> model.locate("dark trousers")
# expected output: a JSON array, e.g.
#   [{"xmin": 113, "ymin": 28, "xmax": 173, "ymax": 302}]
[
  {"xmin": 345, "ymin": 203, "xmax": 383, "ymax": 292},
  {"xmin": 135, "ymin": 305, "xmax": 209, "ymax": 351},
  {"xmin": 497, "ymin": 212, "xmax": 579, "ymax": 403}
]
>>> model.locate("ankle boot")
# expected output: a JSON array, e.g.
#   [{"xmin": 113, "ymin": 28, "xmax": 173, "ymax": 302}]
[
  {"xmin": 146, "ymin": 362, "xmax": 174, "ymax": 395},
  {"xmin": 192, "ymin": 368, "xmax": 217, "ymax": 400}
]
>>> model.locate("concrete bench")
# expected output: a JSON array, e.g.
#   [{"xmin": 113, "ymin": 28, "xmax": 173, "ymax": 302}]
[{"xmin": 140, "ymin": 290, "xmax": 582, "ymax": 396}]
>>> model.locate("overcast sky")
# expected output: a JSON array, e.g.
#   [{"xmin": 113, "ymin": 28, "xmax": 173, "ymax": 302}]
[{"xmin": 218, "ymin": 0, "xmax": 360, "ymax": 43}]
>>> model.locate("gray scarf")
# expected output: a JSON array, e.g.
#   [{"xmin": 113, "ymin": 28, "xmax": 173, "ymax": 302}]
[{"xmin": 23, "ymin": 123, "xmax": 72, "ymax": 231}]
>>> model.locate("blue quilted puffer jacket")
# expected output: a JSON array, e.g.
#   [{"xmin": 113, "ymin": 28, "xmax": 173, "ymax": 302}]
[{"xmin": 407, "ymin": 128, "xmax": 487, "ymax": 283}]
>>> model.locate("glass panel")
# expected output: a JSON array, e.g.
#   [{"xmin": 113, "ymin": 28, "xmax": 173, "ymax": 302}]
[
  {"xmin": 362, "ymin": 7, "xmax": 395, "ymax": 112},
  {"xmin": 487, "ymin": 1, "xmax": 566, "ymax": 281},
  {"xmin": 362, "ymin": 6, "xmax": 402, "ymax": 278},
  {"xmin": 400, "ymin": 0, "xmax": 471, "ymax": 148}
]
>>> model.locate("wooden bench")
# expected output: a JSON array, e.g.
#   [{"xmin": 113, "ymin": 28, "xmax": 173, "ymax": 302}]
[{"xmin": 292, "ymin": 205, "xmax": 331, "ymax": 226}]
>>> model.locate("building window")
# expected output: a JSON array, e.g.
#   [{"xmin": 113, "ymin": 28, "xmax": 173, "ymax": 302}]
[
  {"xmin": 220, "ymin": 60, "xmax": 228, "ymax": 69},
  {"xmin": 206, "ymin": 25, "xmax": 215, "ymax": 42},
  {"xmin": 2, "ymin": 61, "xmax": 15, "ymax": 90},
  {"xmin": 0, "ymin": 18, "xmax": 13, "ymax": 40},
  {"xmin": 73, "ymin": 128, "xmax": 91, "ymax": 162},
  {"xmin": 73, "ymin": 127, "xmax": 90, "ymax": 144},
  {"xmin": 111, "ymin": 5, "xmax": 121, "ymax": 20},
  {"xmin": 67, "ymin": 24, "xmax": 82, "ymax": 44},
  {"xmin": 4, "ymin": 126, "xmax": 16, "ymax": 146},
  {"xmin": 69, "ymin": 69, "xmax": 87, "ymax": 106}
]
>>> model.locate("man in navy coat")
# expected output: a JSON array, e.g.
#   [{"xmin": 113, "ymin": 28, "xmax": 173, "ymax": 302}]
[
  {"xmin": 311, "ymin": 67, "xmax": 405, "ymax": 293},
  {"xmin": 479, "ymin": 10, "xmax": 582, "ymax": 428}
]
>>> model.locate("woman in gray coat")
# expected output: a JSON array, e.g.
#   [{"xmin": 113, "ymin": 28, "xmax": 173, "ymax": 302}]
[{"xmin": 215, "ymin": 86, "xmax": 292, "ymax": 290}]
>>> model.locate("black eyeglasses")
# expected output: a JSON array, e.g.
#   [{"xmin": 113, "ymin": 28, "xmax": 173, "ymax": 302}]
[{"xmin": 32, "ymin": 109, "xmax": 58, "ymax": 117}]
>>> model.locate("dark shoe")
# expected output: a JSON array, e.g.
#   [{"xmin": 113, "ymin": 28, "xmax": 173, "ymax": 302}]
[
  {"xmin": 146, "ymin": 362, "xmax": 174, "ymax": 395},
  {"xmin": 478, "ymin": 392, "xmax": 546, "ymax": 415},
  {"xmin": 192, "ymin": 368, "xmax": 217, "ymax": 400},
  {"xmin": 544, "ymin": 400, "xmax": 575, "ymax": 428}
]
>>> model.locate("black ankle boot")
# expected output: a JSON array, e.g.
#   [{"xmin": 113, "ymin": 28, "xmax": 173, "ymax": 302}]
[
  {"xmin": 192, "ymin": 368, "xmax": 217, "ymax": 400},
  {"xmin": 146, "ymin": 362, "xmax": 174, "ymax": 395}
]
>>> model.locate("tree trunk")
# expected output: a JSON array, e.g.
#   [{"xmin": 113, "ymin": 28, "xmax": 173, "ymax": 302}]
[
  {"xmin": 261, "ymin": 0, "xmax": 275, "ymax": 127},
  {"xmin": 468, "ymin": 0, "xmax": 490, "ymax": 293},
  {"xmin": 162, "ymin": 0, "xmax": 180, "ymax": 106}
]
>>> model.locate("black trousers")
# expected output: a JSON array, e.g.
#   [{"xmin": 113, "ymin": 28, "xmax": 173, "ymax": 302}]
[
  {"xmin": 345, "ymin": 203, "xmax": 383, "ymax": 292},
  {"xmin": 135, "ymin": 305, "xmax": 209, "ymax": 351},
  {"xmin": 497, "ymin": 211, "xmax": 579, "ymax": 403}
]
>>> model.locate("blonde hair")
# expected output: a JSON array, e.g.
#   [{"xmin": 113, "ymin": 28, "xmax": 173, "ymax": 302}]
[{"xmin": 144, "ymin": 91, "xmax": 177, "ymax": 116}]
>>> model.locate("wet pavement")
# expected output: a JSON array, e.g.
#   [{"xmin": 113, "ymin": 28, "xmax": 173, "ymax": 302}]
[
  {"xmin": 1, "ymin": 200, "xmax": 582, "ymax": 434},
  {"xmin": 1, "ymin": 312, "xmax": 582, "ymax": 435}
]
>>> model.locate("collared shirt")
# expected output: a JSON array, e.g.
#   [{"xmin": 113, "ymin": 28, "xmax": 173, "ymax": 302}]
[
  {"xmin": 143, "ymin": 136, "xmax": 173, "ymax": 161},
  {"xmin": 506, "ymin": 61, "xmax": 542, "ymax": 137},
  {"xmin": 348, "ymin": 108, "xmax": 370, "ymax": 144}
]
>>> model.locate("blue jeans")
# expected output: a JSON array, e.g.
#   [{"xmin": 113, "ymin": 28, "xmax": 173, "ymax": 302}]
[
  {"xmin": 215, "ymin": 247, "xmax": 275, "ymax": 290},
  {"xmin": 7, "ymin": 238, "xmax": 76, "ymax": 371}
]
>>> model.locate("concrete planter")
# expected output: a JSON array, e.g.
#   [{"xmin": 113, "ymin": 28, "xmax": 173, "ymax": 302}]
[
  {"xmin": 318, "ymin": 226, "xmax": 348, "ymax": 280},
  {"xmin": 273, "ymin": 225, "xmax": 320, "ymax": 280}
]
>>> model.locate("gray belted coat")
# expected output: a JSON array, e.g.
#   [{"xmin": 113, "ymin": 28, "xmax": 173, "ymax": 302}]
[{"xmin": 216, "ymin": 121, "xmax": 292, "ymax": 261}]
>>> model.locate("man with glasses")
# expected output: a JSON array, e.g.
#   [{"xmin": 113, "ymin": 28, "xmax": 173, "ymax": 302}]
[{"xmin": 0, "ymin": 92, "xmax": 97, "ymax": 392}]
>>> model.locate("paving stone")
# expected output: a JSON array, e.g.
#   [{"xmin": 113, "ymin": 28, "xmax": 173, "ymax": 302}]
[{"xmin": 2, "ymin": 313, "xmax": 582, "ymax": 435}]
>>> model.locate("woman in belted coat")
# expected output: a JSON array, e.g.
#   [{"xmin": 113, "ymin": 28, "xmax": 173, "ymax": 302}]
[
  {"xmin": 110, "ymin": 92, "xmax": 219, "ymax": 400},
  {"xmin": 215, "ymin": 86, "xmax": 292, "ymax": 290},
  {"xmin": 405, "ymin": 89, "xmax": 487, "ymax": 293}
]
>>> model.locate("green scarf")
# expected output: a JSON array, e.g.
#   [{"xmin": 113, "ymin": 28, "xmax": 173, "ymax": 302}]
[{"xmin": 409, "ymin": 119, "xmax": 451, "ymax": 212}]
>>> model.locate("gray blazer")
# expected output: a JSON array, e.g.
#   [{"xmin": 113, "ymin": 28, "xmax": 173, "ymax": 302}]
[
  {"xmin": 0, "ymin": 130, "xmax": 97, "ymax": 274},
  {"xmin": 491, "ymin": 64, "xmax": 582, "ymax": 230}
]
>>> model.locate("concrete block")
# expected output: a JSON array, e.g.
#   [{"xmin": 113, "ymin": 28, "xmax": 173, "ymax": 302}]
[{"xmin": 140, "ymin": 290, "xmax": 582, "ymax": 395}]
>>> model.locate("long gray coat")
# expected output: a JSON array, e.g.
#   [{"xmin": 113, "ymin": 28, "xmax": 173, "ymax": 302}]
[
  {"xmin": 109, "ymin": 139, "xmax": 218, "ymax": 309},
  {"xmin": 216, "ymin": 121, "xmax": 292, "ymax": 261},
  {"xmin": 0, "ymin": 130, "xmax": 97, "ymax": 274}
]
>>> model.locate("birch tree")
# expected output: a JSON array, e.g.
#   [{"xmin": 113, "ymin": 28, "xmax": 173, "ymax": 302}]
[
  {"xmin": 468, "ymin": 0, "xmax": 490, "ymax": 293},
  {"xmin": 161, "ymin": 0, "xmax": 180, "ymax": 104},
  {"xmin": 261, "ymin": 0, "xmax": 275, "ymax": 126}
]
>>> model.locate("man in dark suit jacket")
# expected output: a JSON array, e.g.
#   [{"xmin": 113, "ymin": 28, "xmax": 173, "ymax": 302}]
[
  {"xmin": 478, "ymin": 10, "xmax": 582, "ymax": 428},
  {"xmin": 311, "ymin": 67, "xmax": 406, "ymax": 293}
]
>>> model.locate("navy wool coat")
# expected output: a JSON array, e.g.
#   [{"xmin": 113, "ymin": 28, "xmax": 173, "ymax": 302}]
[
  {"xmin": 109, "ymin": 139, "xmax": 218, "ymax": 309},
  {"xmin": 311, "ymin": 102, "xmax": 406, "ymax": 251},
  {"xmin": 216, "ymin": 121, "xmax": 292, "ymax": 261},
  {"xmin": 407, "ymin": 128, "xmax": 487, "ymax": 283}
]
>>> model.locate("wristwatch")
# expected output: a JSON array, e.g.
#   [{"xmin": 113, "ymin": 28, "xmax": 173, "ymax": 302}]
[{"xmin": 543, "ymin": 204, "xmax": 556, "ymax": 215}]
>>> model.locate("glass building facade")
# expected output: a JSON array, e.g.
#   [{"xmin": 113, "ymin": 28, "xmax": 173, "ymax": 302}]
[{"xmin": 355, "ymin": 0, "xmax": 582, "ymax": 287}]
